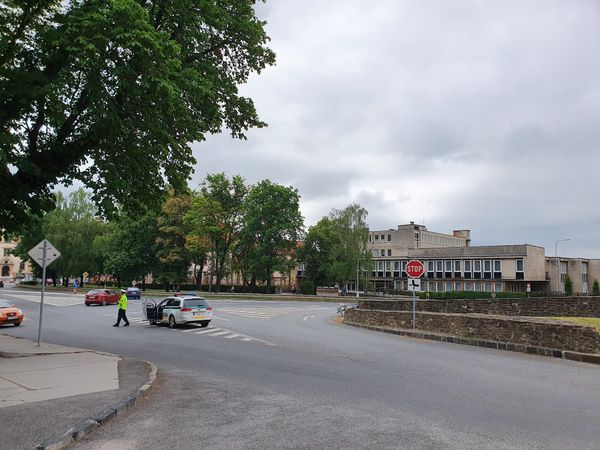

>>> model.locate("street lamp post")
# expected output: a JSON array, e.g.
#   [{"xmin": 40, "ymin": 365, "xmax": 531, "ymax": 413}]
[{"xmin": 554, "ymin": 238, "xmax": 571, "ymax": 294}]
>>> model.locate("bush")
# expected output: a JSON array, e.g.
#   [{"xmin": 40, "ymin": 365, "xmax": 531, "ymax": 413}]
[
  {"xmin": 564, "ymin": 274, "xmax": 573, "ymax": 295},
  {"xmin": 18, "ymin": 280, "xmax": 38, "ymax": 286},
  {"xmin": 418, "ymin": 291, "xmax": 526, "ymax": 300},
  {"xmin": 300, "ymin": 280, "xmax": 315, "ymax": 295},
  {"xmin": 592, "ymin": 280, "xmax": 600, "ymax": 296}
]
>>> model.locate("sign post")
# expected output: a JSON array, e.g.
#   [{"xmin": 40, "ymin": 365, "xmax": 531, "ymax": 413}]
[
  {"xmin": 406, "ymin": 260, "xmax": 425, "ymax": 330},
  {"xmin": 28, "ymin": 240, "xmax": 61, "ymax": 346}
]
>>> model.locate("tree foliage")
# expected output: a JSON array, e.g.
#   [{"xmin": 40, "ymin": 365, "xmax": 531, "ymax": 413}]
[
  {"xmin": 563, "ymin": 273, "xmax": 573, "ymax": 295},
  {"xmin": 237, "ymin": 180, "xmax": 303, "ymax": 287},
  {"xmin": 14, "ymin": 189, "xmax": 106, "ymax": 282},
  {"xmin": 297, "ymin": 217, "xmax": 336, "ymax": 292},
  {"xmin": 185, "ymin": 173, "xmax": 247, "ymax": 290},
  {"xmin": 0, "ymin": 0, "xmax": 275, "ymax": 230},
  {"xmin": 153, "ymin": 191, "xmax": 194, "ymax": 289},
  {"xmin": 593, "ymin": 279, "xmax": 600, "ymax": 296},
  {"xmin": 96, "ymin": 213, "xmax": 159, "ymax": 286},
  {"xmin": 299, "ymin": 204, "xmax": 370, "ymax": 292}
]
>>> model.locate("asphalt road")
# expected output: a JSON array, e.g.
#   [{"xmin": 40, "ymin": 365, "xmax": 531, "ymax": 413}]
[{"xmin": 1, "ymin": 288, "xmax": 599, "ymax": 449}]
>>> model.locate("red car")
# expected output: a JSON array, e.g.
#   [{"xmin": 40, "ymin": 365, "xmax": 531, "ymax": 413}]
[
  {"xmin": 85, "ymin": 289, "xmax": 119, "ymax": 306},
  {"xmin": 0, "ymin": 299, "xmax": 24, "ymax": 326}
]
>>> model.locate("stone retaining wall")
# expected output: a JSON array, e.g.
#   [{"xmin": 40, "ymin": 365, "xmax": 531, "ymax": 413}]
[
  {"xmin": 344, "ymin": 309, "xmax": 600, "ymax": 354},
  {"xmin": 357, "ymin": 297, "xmax": 600, "ymax": 317}
]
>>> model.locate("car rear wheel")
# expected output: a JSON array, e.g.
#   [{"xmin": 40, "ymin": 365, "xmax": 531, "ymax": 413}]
[
  {"xmin": 14, "ymin": 322, "xmax": 21, "ymax": 327},
  {"xmin": 169, "ymin": 315, "xmax": 177, "ymax": 328},
  {"xmin": 200, "ymin": 321, "xmax": 210, "ymax": 328},
  {"xmin": 85, "ymin": 303, "xmax": 90, "ymax": 306}
]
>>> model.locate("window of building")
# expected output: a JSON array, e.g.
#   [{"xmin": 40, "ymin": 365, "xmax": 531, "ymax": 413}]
[
  {"xmin": 516, "ymin": 259, "xmax": 524, "ymax": 272},
  {"xmin": 377, "ymin": 261, "xmax": 385, "ymax": 271},
  {"xmin": 385, "ymin": 261, "xmax": 391, "ymax": 271},
  {"xmin": 454, "ymin": 260, "xmax": 461, "ymax": 272},
  {"xmin": 414, "ymin": 232, "xmax": 420, "ymax": 241},
  {"xmin": 436, "ymin": 260, "xmax": 443, "ymax": 271},
  {"xmin": 465, "ymin": 282, "xmax": 473, "ymax": 291},
  {"xmin": 474, "ymin": 282, "xmax": 482, "ymax": 291},
  {"xmin": 427, "ymin": 261, "xmax": 434, "ymax": 271},
  {"xmin": 474, "ymin": 260, "xmax": 481, "ymax": 272},
  {"xmin": 445, "ymin": 260, "xmax": 452, "ymax": 272},
  {"xmin": 371, "ymin": 249, "xmax": 379, "ymax": 257},
  {"xmin": 464, "ymin": 260, "xmax": 471, "ymax": 272},
  {"xmin": 437, "ymin": 281, "xmax": 444, "ymax": 292},
  {"xmin": 387, "ymin": 249, "xmax": 392, "ymax": 256},
  {"xmin": 375, "ymin": 235, "xmax": 379, "ymax": 242},
  {"xmin": 484, "ymin": 260, "xmax": 491, "ymax": 272},
  {"xmin": 401, "ymin": 261, "xmax": 407, "ymax": 271},
  {"xmin": 394, "ymin": 261, "xmax": 401, "ymax": 271},
  {"xmin": 455, "ymin": 282, "xmax": 462, "ymax": 291},
  {"xmin": 484, "ymin": 283, "xmax": 492, "ymax": 292},
  {"xmin": 368, "ymin": 235, "xmax": 371, "ymax": 242},
  {"xmin": 380, "ymin": 249, "xmax": 385, "ymax": 256},
  {"xmin": 380, "ymin": 234, "xmax": 385, "ymax": 241},
  {"xmin": 428, "ymin": 281, "xmax": 436, "ymax": 292},
  {"xmin": 387, "ymin": 234, "xmax": 391, "ymax": 242},
  {"xmin": 445, "ymin": 282, "xmax": 453, "ymax": 292},
  {"xmin": 494, "ymin": 282, "xmax": 502, "ymax": 292}
]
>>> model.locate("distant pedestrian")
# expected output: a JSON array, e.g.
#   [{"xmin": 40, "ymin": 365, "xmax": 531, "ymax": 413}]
[
  {"xmin": 113, "ymin": 289, "xmax": 130, "ymax": 327},
  {"xmin": 73, "ymin": 279, "xmax": 79, "ymax": 294}
]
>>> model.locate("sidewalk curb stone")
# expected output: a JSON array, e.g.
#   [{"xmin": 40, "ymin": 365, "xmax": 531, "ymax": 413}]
[
  {"xmin": 35, "ymin": 359, "xmax": 158, "ymax": 450},
  {"xmin": 344, "ymin": 321, "xmax": 600, "ymax": 365}
]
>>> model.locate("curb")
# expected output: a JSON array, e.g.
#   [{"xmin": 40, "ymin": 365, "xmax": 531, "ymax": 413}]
[
  {"xmin": 344, "ymin": 321, "xmax": 600, "ymax": 365},
  {"xmin": 35, "ymin": 360, "xmax": 158, "ymax": 450}
]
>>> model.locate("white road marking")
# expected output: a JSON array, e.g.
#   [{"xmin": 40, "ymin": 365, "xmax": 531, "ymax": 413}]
[
  {"xmin": 194, "ymin": 328, "xmax": 221, "ymax": 335},
  {"xmin": 241, "ymin": 338, "xmax": 252, "ymax": 342},
  {"xmin": 223, "ymin": 333, "xmax": 240, "ymax": 339},
  {"xmin": 208, "ymin": 331, "xmax": 230, "ymax": 337},
  {"xmin": 212, "ymin": 315, "xmax": 230, "ymax": 321}
]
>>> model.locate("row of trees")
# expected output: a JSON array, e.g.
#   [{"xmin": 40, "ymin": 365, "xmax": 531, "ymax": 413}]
[
  {"xmin": 13, "ymin": 174, "xmax": 371, "ymax": 293},
  {"xmin": 14, "ymin": 174, "xmax": 310, "ymax": 291}
]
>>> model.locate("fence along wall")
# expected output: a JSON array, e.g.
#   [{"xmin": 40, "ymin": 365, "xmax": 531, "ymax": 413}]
[{"xmin": 357, "ymin": 297, "xmax": 600, "ymax": 317}]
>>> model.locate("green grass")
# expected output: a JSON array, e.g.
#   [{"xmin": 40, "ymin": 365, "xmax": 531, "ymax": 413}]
[{"xmin": 555, "ymin": 317, "xmax": 600, "ymax": 333}]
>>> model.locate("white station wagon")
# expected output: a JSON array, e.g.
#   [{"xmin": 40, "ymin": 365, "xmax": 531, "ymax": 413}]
[{"xmin": 144, "ymin": 296, "xmax": 213, "ymax": 328}]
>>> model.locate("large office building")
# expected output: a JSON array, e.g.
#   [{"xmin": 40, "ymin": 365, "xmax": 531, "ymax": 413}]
[{"xmin": 366, "ymin": 222, "xmax": 600, "ymax": 294}]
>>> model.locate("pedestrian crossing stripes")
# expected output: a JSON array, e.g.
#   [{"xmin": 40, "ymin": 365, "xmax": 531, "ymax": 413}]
[
  {"xmin": 124, "ymin": 317, "xmax": 272, "ymax": 345},
  {"xmin": 215, "ymin": 306, "xmax": 331, "ymax": 320}
]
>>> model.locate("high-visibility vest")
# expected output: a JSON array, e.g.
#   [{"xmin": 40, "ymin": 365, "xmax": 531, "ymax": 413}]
[{"xmin": 119, "ymin": 294, "xmax": 128, "ymax": 310}]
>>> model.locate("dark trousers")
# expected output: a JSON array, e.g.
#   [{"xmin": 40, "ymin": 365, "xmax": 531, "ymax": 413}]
[{"xmin": 116, "ymin": 308, "xmax": 129, "ymax": 325}]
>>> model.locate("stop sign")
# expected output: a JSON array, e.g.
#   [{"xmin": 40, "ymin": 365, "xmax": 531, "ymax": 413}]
[{"xmin": 406, "ymin": 260, "xmax": 424, "ymax": 278}]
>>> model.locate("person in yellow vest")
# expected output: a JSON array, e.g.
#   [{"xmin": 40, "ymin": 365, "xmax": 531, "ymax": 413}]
[{"xmin": 113, "ymin": 289, "xmax": 130, "ymax": 327}]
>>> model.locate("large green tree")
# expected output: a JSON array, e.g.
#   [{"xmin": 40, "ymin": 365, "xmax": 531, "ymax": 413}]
[
  {"xmin": 297, "ymin": 217, "xmax": 336, "ymax": 294},
  {"xmin": 153, "ymin": 191, "xmax": 193, "ymax": 290},
  {"xmin": 96, "ymin": 213, "xmax": 159, "ymax": 287},
  {"xmin": 237, "ymin": 180, "xmax": 304, "ymax": 289},
  {"xmin": 14, "ymin": 189, "xmax": 106, "ymax": 284},
  {"xmin": 327, "ymin": 204, "xmax": 371, "ymax": 292},
  {"xmin": 185, "ymin": 173, "xmax": 247, "ymax": 291},
  {"xmin": 0, "ymin": 0, "xmax": 275, "ymax": 230}
]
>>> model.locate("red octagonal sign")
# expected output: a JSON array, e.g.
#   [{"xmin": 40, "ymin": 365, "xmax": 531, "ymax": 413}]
[{"xmin": 406, "ymin": 260, "xmax": 424, "ymax": 278}]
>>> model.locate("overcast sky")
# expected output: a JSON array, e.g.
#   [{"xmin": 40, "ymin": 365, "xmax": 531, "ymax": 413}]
[{"xmin": 190, "ymin": 0, "xmax": 600, "ymax": 258}]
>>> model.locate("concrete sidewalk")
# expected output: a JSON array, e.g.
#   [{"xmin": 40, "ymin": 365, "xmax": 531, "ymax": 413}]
[{"xmin": 0, "ymin": 335, "xmax": 156, "ymax": 449}]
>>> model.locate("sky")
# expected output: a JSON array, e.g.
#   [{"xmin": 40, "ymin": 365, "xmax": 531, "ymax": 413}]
[{"xmin": 190, "ymin": 0, "xmax": 600, "ymax": 258}]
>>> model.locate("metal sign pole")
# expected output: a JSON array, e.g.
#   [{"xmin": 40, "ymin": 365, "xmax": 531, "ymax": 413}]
[
  {"xmin": 412, "ymin": 283, "xmax": 416, "ymax": 330},
  {"xmin": 36, "ymin": 241, "xmax": 47, "ymax": 347}
]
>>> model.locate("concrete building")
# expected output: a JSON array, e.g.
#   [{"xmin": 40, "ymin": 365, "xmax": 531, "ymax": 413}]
[{"xmin": 366, "ymin": 223, "xmax": 600, "ymax": 294}]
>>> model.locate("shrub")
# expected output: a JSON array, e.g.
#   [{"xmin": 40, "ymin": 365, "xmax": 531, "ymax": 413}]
[
  {"xmin": 564, "ymin": 274, "xmax": 573, "ymax": 295},
  {"xmin": 418, "ymin": 291, "xmax": 526, "ymax": 300},
  {"xmin": 592, "ymin": 279, "xmax": 600, "ymax": 296},
  {"xmin": 300, "ymin": 280, "xmax": 315, "ymax": 295},
  {"xmin": 19, "ymin": 280, "xmax": 38, "ymax": 286}
]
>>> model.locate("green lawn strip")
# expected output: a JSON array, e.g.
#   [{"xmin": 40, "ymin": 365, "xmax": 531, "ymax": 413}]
[{"xmin": 553, "ymin": 317, "xmax": 600, "ymax": 333}]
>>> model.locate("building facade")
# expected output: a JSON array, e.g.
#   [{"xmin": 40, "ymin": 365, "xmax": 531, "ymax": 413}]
[
  {"xmin": 0, "ymin": 235, "xmax": 33, "ymax": 283},
  {"xmin": 366, "ymin": 223, "xmax": 600, "ymax": 294}
]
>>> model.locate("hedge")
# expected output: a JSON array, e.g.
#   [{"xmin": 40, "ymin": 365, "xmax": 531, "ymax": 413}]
[{"xmin": 418, "ymin": 291, "xmax": 526, "ymax": 300}]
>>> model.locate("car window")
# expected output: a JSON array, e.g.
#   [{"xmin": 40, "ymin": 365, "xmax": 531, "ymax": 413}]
[
  {"xmin": 172, "ymin": 299, "xmax": 181, "ymax": 307},
  {"xmin": 159, "ymin": 298, "xmax": 171, "ymax": 307},
  {"xmin": 0, "ymin": 299, "xmax": 12, "ymax": 308},
  {"xmin": 88, "ymin": 290, "xmax": 100, "ymax": 295},
  {"xmin": 183, "ymin": 299, "xmax": 209, "ymax": 308}
]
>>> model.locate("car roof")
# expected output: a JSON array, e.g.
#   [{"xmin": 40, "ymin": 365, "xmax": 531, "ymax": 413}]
[{"xmin": 171, "ymin": 296, "xmax": 207, "ymax": 301}]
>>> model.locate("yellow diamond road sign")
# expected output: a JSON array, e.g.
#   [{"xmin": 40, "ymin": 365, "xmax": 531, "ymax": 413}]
[{"xmin": 83, "ymin": 271, "xmax": 89, "ymax": 278}]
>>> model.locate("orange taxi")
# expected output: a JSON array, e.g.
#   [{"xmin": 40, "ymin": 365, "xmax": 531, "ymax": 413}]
[{"xmin": 0, "ymin": 299, "xmax": 24, "ymax": 326}]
